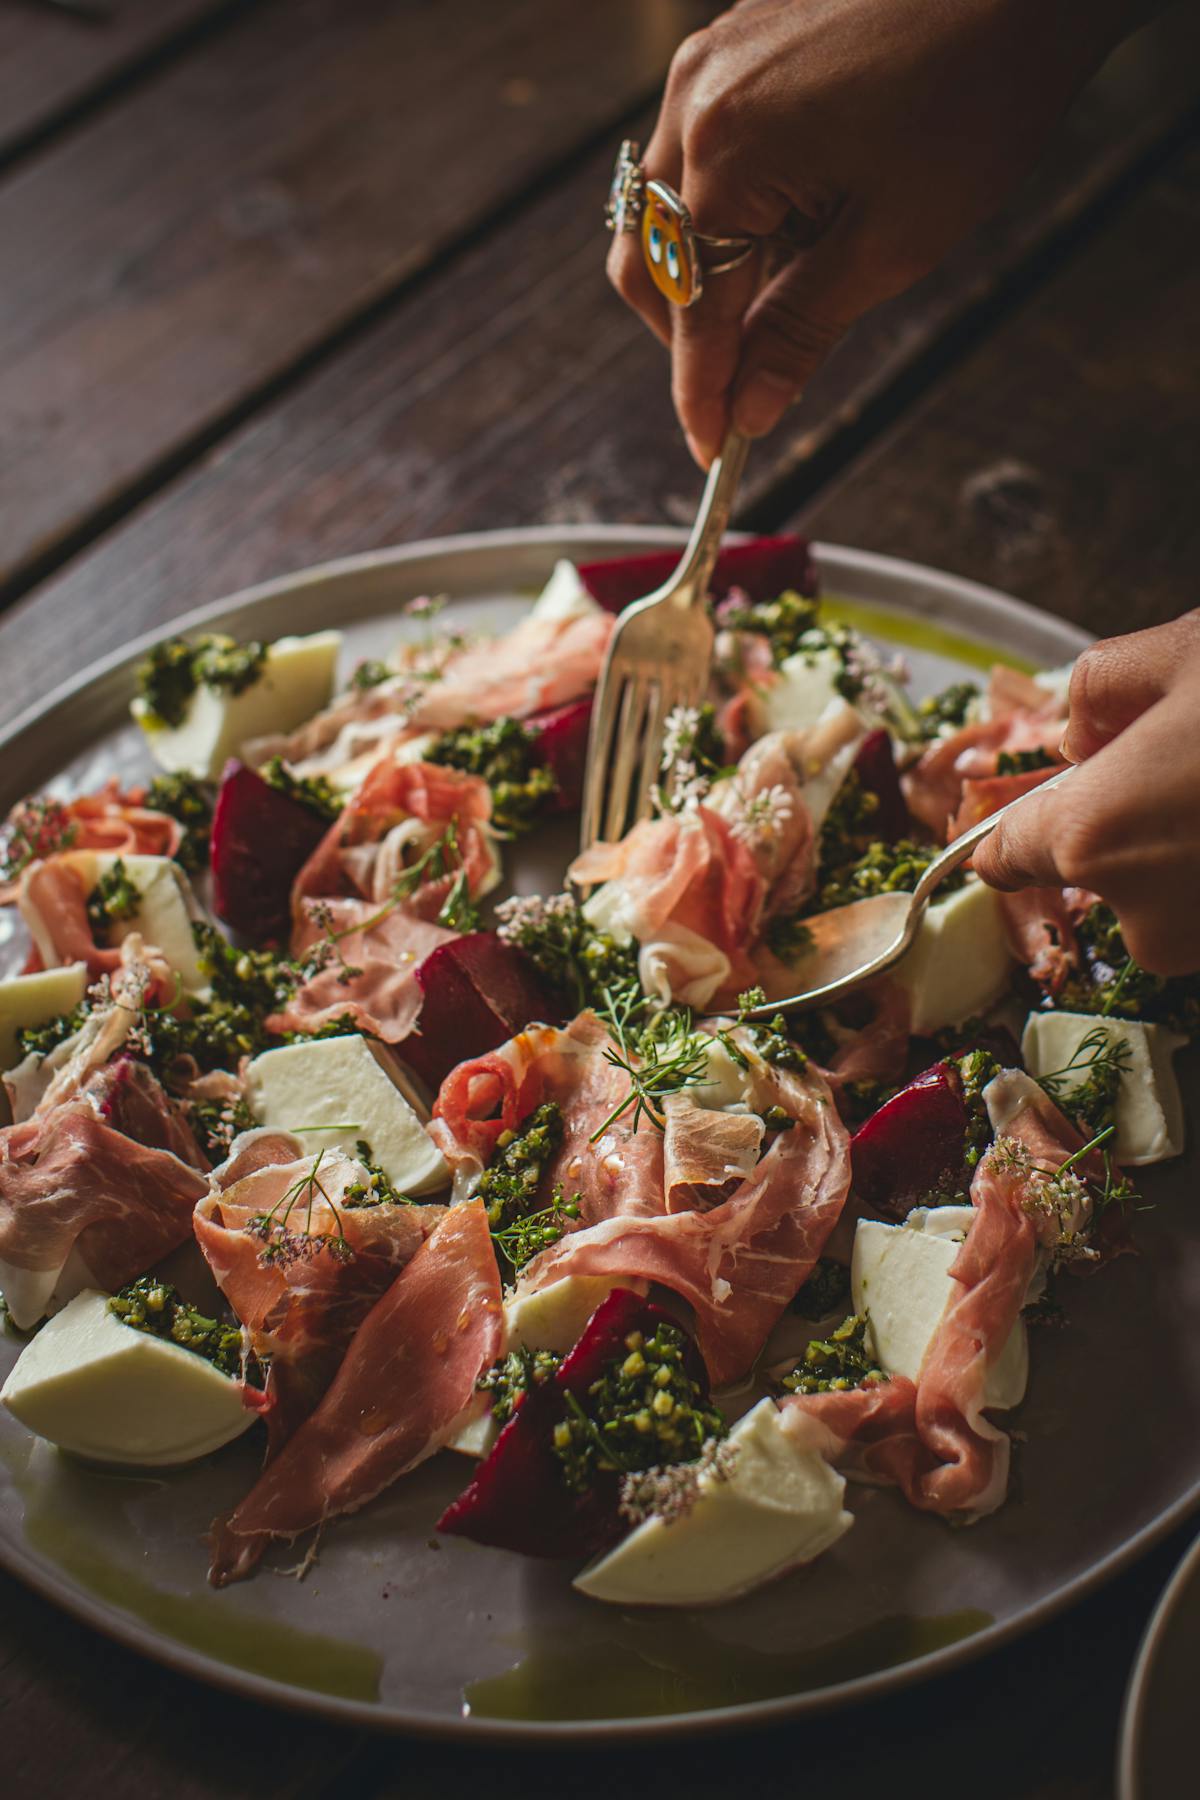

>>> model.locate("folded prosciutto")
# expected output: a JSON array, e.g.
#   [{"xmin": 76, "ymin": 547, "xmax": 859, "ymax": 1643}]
[
  {"xmin": 430, "ymin": 1012, "xmax": 853, "ymax": 1385},
  {"xmin": 0, "ymin": 1060, "xmax": 208, "ymax": 1329},
  {"xmin": 194, "ymin": 1136, "xmax": 446, "ymax": 1451},
  {"xmin": 208, "ymin": 1198, "xmax": 502, "ymax": 1584},
  {"xmin": 904, "ymin": 666, "xmax": 1068, "ymax": 842},
  {"xmin": 780, "ymin": 1074, "xmax": 1099, "ymax": 1519}
]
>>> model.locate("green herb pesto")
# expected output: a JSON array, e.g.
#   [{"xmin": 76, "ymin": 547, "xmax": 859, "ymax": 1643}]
[
  {"xmin": 781, "ymin": 1313, "xmax": 886, "ymax": 1394},
  {"xmin": 136, "ymin": 634, "xmax": 268, "ymax": 730},
  {"xmin": 814, "ymin": 768, "xmax": 880, "ymax": 875},
  {"xmin": 762, "ymin": 912, "xmax": 815, "ymax": 964},
  {"xmin": 108, "ymin": 1276, "xmax": 251, "ymax": 1382},
  {"xmin": 553, "ymin": 1320, "xmax": 726, "ymax": 1494},
  {"xmin": 350, "ymin": 658, "xmax": 392, "ymax": 692},
  {"xmin": 494, "ymin": 891, "xmax": 639, "ymax": 1015},
  {"xmin": 1052, "ymin": 903, "xmax": 1200, "ymax": 1036},
  {"xmin": 15, "ymin": 999, "xmax": 92, "ymax": 1062},
  {"xmin": 343, "ymin": 1139, "xmax": 414, "ymax": 1208},
  {"xmin": 995, "ymin": 746, "xmax": 1057, "ymax": 777},
  {"xmin": 816, "ymin": 838, "xmax": 965, "ymax": 914},
  {"xmin": 124, "ymin": 922, "xmax": 290, "ymax": 1074},
  {"xmin": 263, "ymin": 756, "xmax": 344, "ymax": 822},
  {"xmin": 146, "ymin": 773, "xmax": 213, "ymax": 873},
  {"xmin": 85, "ymin": 857, "xmax": 141, "ymax": 937},
  {"xmin": 792, "ymin": 1257, "xmax": 852, "ymax": 1320},
  {"xmin": 428, "ymin": 716, "xmax": 557, "ymax": 836},
  {"xmin": 0, "ymin": 795, "xmax": 78, "ymax": 883},
  {"xmin": 478, "ymin": 1345, "xmax": 562, "ymax": 1425},
  {"xmin": 476, "ymin": 1102, "xmax": 564, "ymax": 1230},
  {"xmin": 914, "ymin": 681, "xmax": 979, "ymax": 740},
  {"xmin": 187, "ymin": 1094, "xmax": 257, "ymax": 1162},
  {"xmin": 492, "ymin": 1183, "xmax": 581, "ymax": 1275},
  {"xmin": 718, "ymin": 589, "xmax": 821, "ymax": 666}
]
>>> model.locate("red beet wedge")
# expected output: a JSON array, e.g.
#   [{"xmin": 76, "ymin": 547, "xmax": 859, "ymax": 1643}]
[
  {"xmin": 577, "ymin": 534, "xmax": 817, "ymax": 614},
  {"xmin": 209, "ymin": 760, "xmax": 329, "ymax": 944},
  {"xmin": 851, "ymin": 1060, "xmax": 970, "ymax": 1221},
  {"xmin": 524, "ymin": 697, "xmax": 592, "ymax": 812},
  {"xmin": 400, "ymin": 932, "xmax": 561, "ymax": 1091},
  {"xmin": 437, "ymin": 1289, "xmax": 706, "ymax": 1560},
  {"xmin": 852, "ymin": 729, "xmax": 909, "ymax": 842}
]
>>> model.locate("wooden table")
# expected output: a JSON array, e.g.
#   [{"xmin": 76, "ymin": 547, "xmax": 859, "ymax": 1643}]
[{"xmin": 2, "ymin": 1, "xmax": 1198, "ymax": 1790}]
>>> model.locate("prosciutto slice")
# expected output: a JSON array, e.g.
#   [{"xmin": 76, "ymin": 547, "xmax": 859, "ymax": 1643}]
[
  {"xmin": 207, "ymin": 1198, "xmax": 502, "ymax": 1585},
  {"xmin": 293, "ymin": 758, "xmax": 494, "ymax": 917},
  {"xmin": 904, "ymin": 668, "xmax": 1068, "ymax": 841},
  {"xmin": 432, "ymin": 1017, "xmax": 852, "ymax": 1386},
  {"xmin": 194, "ymin": 1143, "xmax": 444, "ymax": 1451},
  {"xmin": 266, "ymin": 900, "xmax": 455, "ymax": 1044},
  {"xmin": 0, "ymin": 781, "xmax": 181, "ymax": 906},
  {"xmin": 570, "ymin": 807, "xmax": 764, "ymax": 1009},
  {"xmin": 780, "ymin": 1077, "xmax": 1098, "ymax": 1519},
  {"xmin": 0, "ymin": 1081, "xmax": 208, "ymax": 1329}
]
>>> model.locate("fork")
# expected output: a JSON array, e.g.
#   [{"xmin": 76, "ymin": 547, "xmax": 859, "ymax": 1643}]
[
  {"xmin": 579, "ymin": 428, "xmax": 750, "ymax": 857},
  {"xmin": 741, "ymin": 765, "xmax": 1076, "ymax": 1019}
]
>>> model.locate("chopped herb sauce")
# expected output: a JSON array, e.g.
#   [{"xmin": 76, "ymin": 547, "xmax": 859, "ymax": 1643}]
[
  {"xmin": 136, "ymin": 634, "xmax": 268, "ymax": 730},
  {"xmin": 146, "ymin": 773, "xmax": 213, "ymax": 872},
  {"xmin": 108, "ymin": 1277, "xmax": 253, "ymax": 1382},
  {"xmin": 781, "ymin": 1313, "xmax": 886, "ymax": 1394}
]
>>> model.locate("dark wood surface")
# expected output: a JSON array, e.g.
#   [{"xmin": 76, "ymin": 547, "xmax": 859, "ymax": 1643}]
[{"xmin": 0, "ymin": 2, "xmax": 1198, "ymax": 1793}]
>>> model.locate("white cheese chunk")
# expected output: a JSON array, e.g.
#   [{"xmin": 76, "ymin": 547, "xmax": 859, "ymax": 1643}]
[
  {"xmin": 531, "ymin": 559, "xmax": 602, "ymax": 622},
  {"xmin": 852, "ymin": 1214, "xmax": 1027, "ymax": 1409},
  {"xmin": 133, "ymin": 631, "xmax": 341, "ymax": 780},
  {"xmin": 573, "ymin": 1399, "xmax": 852, "ymax": 1607},
  {"xmin": 245, "ymin": 1033, "xmax": 448, "ymax": 1196},
  {"xmin": 0, "ymin": 963, "xmax": 88, "ymax": 1071},
  {"xmin": 893, "ymin": 876, "xmax": 1014, "ymax": 1034},
  {"xmin": 1, "ymin": 1289, "xmax": 253, "ymax": 1465},
  {"xmin": 1020, "ymin": 1010, "xmax": 1186, "ymax": 1166},
  {"xmin": 19, "ymin": 853, "xmax": 206, "ymax": 992},
  {"xmin": 758, "ymin": 647, "xmax": 846, "ymax": 736}
]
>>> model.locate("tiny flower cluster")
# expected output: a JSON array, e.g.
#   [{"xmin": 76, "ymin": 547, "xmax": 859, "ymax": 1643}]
[
  {"xmin": 618, "ymin": 1434, "xmax": 741, "ymax": 1528},
  {"xmin": 725, "ymin": 779, "xmax": 794, "ymax": 849}
]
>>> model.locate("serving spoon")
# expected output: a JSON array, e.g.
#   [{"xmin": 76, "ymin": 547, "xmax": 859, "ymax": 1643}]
[{"xmin": 740, "ymin": 764, "xmax": 1074, "ymax": 1021}]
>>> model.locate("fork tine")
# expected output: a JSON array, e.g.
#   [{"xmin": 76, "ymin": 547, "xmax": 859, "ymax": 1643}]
[
  {"xmin": 633, "ymin": 679, "xmax": 667, "ymax": 823},
  {"xmin": 579, "ymin": 669, "xmax": 623, "ymax": 862},
  {"xmin": 602, "ymin": 675, "xmax": 656, "ymax": 845}
]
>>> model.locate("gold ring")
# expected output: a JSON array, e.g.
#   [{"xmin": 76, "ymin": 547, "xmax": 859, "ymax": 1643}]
[{"xmin": 605, "ymin": 141, "xmax": 755, "ymax": 309}]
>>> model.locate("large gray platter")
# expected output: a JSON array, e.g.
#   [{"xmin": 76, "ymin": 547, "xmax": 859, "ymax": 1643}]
[{"xmin": 0, "ymin": 527, "xmax": 1196, "ymax": 1741}]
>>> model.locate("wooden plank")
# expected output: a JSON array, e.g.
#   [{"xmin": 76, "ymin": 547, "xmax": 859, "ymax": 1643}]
[
  {"xmin": 0, "ymin": 1, "xmax": 248, "ymax": 167},
  {"xmin": 791, "ymin": 136, "xmax": 1200, "ymax": 641},
  {"xmin": 1, "ymin": 8, "xmax": 1196, "ymax": 715},
  {"xmin": 0, "ymin": 0, "xmax": 717, "ymax": 595}
]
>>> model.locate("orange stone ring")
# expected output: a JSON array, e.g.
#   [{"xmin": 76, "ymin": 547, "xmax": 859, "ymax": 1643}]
[{"xmin": 605, "ymin": 140, "xmax": 755, "ymax": 309}]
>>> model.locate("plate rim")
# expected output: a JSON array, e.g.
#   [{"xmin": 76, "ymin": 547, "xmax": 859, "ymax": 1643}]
[
  {"xmin": 3, "ymin": 524, "xmax": 1194, "ymax": 1744},
  {"xmin": 1116, "ymin": 1527, "xmax": 1200, "ymax": 1800}
]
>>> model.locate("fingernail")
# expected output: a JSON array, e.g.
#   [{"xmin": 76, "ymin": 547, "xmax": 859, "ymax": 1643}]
[
  {"xmin": 684, "ymin": 430, "xmax": 714, "ymax": 470},
  {"xmin": 732, "ymin": 371, "xmax": 797, "ymax": 438}
]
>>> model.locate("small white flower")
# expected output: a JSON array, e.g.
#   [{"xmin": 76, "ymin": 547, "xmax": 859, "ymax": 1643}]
[
  {"xmin": 727, "ymin": 780, "xmax": 794, "ymax": 847},
  {"xmin": 660, "ymin": 705, "xmax": 701, "ymax": 770}
]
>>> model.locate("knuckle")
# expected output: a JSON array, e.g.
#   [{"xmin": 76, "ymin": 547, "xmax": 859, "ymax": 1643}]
[
  {"xmin": 666, "ymin": 25, "xmax": 715, "ymax": 95},
  {"xmin": 1051, "ymin": 806, "xmax": 1107, "ymax": 891},
  {"xmin": 751, "ymin": 284, "xmax": 845, "ymax": 371}
]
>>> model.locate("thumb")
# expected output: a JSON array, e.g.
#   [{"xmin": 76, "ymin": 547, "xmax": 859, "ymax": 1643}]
[
  {"xmin": 972, "ymin": 781, "xmax": 1070, "ymax": 892},
  {"xmin": 730, "ymin": 217, "xmax": 872, "ymax": 438}
]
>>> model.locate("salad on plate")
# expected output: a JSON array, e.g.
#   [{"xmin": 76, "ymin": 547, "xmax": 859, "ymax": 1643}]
[{"xmin": 0, "ymin": 535, "xmax": 1194, "ymax": 1609}]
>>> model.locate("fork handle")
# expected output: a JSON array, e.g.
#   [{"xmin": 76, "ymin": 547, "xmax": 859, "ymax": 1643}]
[{"xmin": 667, "ymin": 428, "xmax": 750, "ymax": 609}]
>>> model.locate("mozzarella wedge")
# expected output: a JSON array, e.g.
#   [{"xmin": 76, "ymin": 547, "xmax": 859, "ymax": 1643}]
[
  {"xmin": 893, "ymin": 876, "xmax": 1014, "ymax": 1034},
  {"xmin": 757, "ymin": 645, "xmax": 847, "ymax": 736},
  {"xmin": 0, "ymin": 963, "xmax": 88, "ymax": 1071},
  {"xmin": 245, "ymin": 1033, "xmax": 448, "ymax": 1196},
  {"xmin": 1, "ymin": 1290, "xmax": 253, "ymax": 1466},
  {"xmin": 1020, "ymin": 1010, "xmax": 1187, "ymax": 1166},
  {"xmin": 20, "ymin": 852, "xmax": 206, "ymax": 991},
  {"xmin": 133, "ymin": 631, "xmax": 341, "ymax": 780},
  {"xmin": 574, "ymin": 1399, "xmax": 852, "ymax": 1607},
  {"xmin": 531, "ymin": 559, "xmax": 602, "ymax": 622},
  {"xmin": 852, "ymin": 1211, "xmax": 1027, "ymax": 1409}
]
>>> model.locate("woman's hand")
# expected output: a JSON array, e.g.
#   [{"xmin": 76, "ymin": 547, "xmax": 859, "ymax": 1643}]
[
  {"xmin": 610, "ymin": 0, "xmax": 1152, "ymax": 466},
  {"xmin": 973, "ymin": 612, "xmax": 1200, "ymax": 976}
]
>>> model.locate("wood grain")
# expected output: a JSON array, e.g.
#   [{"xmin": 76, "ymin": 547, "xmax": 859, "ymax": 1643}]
[
  {"xmin": 0, "ymin": 0, "xmax": 251, "ymax": 166},
  {"xmin": 1, "ymin": 10, "xmax": 1197, "ymax": 722},
  {"xmin": 0, "ymin": 0, "xmax": 716, "ymax": 594},
  {"xmin": 792, "ymin": 138, "xmax": 1200, "ymax": 641}
]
